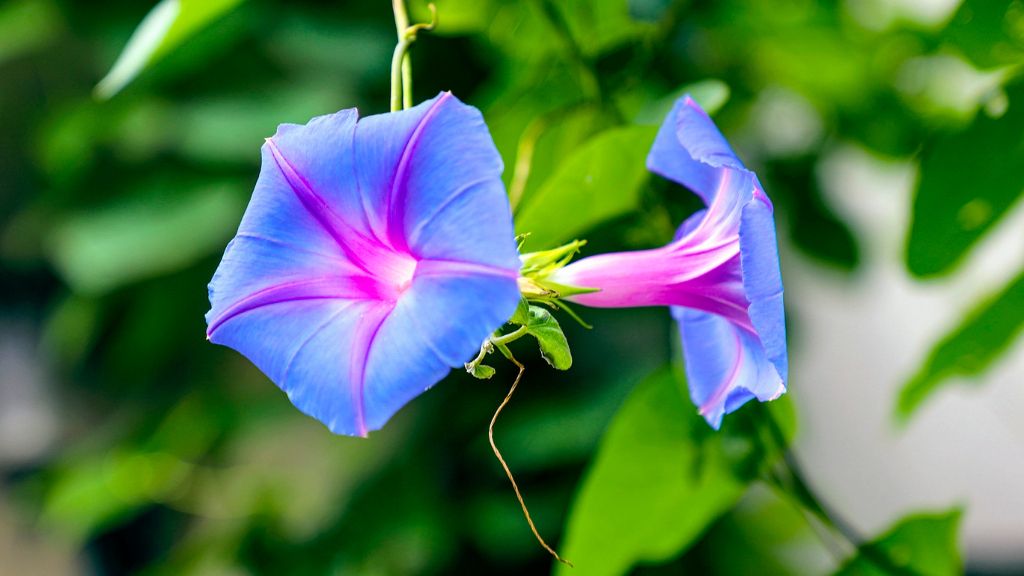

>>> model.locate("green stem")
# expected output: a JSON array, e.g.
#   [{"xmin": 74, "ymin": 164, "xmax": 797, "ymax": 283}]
[
  {"xmin": 390, "ymin": 1, "xmax": 436, "ymax": 111},
  {"xmin": 490, "ymin": 325, "xmax": 529, "ymax": 347},
  {"xmin": 392, "ymin": 0, "xmax": 409, "ymax": 33},
  {"xmin": 390, "ymin": 38, "xmax": 413, "ymax": 112},
  {"xmin": 402, "ymin": 54, "xmax": 414, "ymax": 109},
  {"xmin": 391, "ymin": 0, "xmax": 409, "ymax": 111},
  {"xmin": 464, "ymin": 326, "xmax": 531, "ymax": 374}
]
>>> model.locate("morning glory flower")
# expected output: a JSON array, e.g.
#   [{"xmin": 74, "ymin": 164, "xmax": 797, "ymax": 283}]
[
  {"xmin": 551, "ymin": 96, "xmax": 788, "ymax": 428},
  {"xmin": 206, "ymin": 92, "xmax": 521, "ymax": 437}
]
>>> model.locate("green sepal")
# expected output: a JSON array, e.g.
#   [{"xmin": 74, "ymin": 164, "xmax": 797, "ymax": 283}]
[
  {"xmin": 534, "ymin": 278, "xmax": 600, "ymax": 299},
  {"xmin": 519, "ymin": 238, "xmax": 587, "ymax": 276}
]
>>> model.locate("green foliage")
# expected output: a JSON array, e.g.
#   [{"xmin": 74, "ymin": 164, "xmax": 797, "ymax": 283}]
[
  {"xmin": 47, "ymin": 182, "xmax": 244, "ymax": 294},
  {"xmin": 834, "ymin": 509, "xmax": 963, "ymax": 576},
  {"xmin": 469, "ymin": 363, "xmax": 497, "ymax": 379},
  {"xmin": 946, "ymin": 0, "xmax": 1024, "ymax": 70},
  {"xmin": 906, "ymin": 80, "xmax": 1024, "ymax": 278},
  {"xmin": 557, "ymin": 369, "xmax": 788, "ymax": 576},
  {"xmin": 0, "ymin": 0, "xmax": 61, "ymax": 65},
  {"xmin": 515, "ymin": 125, "xmax": 657, "ymax": 248},
  {"xmin": 95, "ymin": 0, "xmax": 247, "ymax": 99},
  {"xmin": 507, "ymin": 301, "xmax": 573, "ymax": 370},
  {"xmin": 523, "ymin": 306, "xmax": 573, "ymax": 370},
  {"xmin": 556, "ymin": 0, "xmax": 652, "ymax": 56},
  {"xmin": 899, "ymin": 269, "xmax": 1024, "ymax": 419},
  {"xmin": 633, "ymin": 79, "xmax": 731, "ymax": 125}
]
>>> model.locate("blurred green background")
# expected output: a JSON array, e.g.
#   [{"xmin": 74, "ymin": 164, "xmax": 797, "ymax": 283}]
[{"xmin": 1, "ymin": 0, "xmax": 1023, "ymax": 574}]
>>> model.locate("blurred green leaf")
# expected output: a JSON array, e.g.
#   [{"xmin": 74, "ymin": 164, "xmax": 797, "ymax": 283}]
[
  {"xmin": 515, "ymin": 125, "xmax": 657, "ymax": 248},
  {"xmin": 172, "ymin": 86, "xmax": 342, "ymax": 163},
  {"xmin": 906, "ymin": 80, "xmax": 1024, "ymax": 277},
  {"xmin": 47, "ymin": 182, "xmax": 243, "ymax": 294},
  {"xmin": 557, "ymin": 369, "xmax": 778, "ymax": 576},
  {"xmin": 946, "ymin": 0, "xmax": 1024, "ymax": 70},
  {"xmin": 95, "ymin": 0, "xmax": 246, "ymax": 99},
  {"xmin": 44, "ymin": 450, "xmax": 191, "ymax": 540},
  {"xmin": 0, "ymin": 0, "xmax": 61, "ymax": 65},
  {"xmin": 633, "ymin": 79, "xmax": 731, "ymax": 125},
  {"xmin": 834, "ymin": 509, "xmax": 963, "ymax": 576},
  {"xmin": 410, "ymin": 0, "xmax": 495, "ymax": 35},
  {"xmin": 559, "ymin": 0, "xmax": 650, "ymax": 56},
  {"xmin": 898, "ymin": 268, "xmax": 1024, "ymax": 419}
]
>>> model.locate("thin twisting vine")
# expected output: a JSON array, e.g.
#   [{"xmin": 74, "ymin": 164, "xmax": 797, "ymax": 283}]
[{"xmin": 488, "ymin": 354, "xmax": 574, "ymax": 568}]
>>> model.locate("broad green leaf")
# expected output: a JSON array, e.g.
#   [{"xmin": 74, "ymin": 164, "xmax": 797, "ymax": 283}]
[
  {"xmin": 898, "ymin": 268, "xmax": 1024, "ymax": 419},
  {"xmin": 95, "ymin": 0, "xmax": 246, "ymax": 99},
  {"xmin": 47, "ymin": 182, "xmax": 244, "ymax": 294},
  {"xmin": 557, "ymin": 369, "xmax": 784, "ymax": 576},
  {"xmin": 515, "ymin": 125, "xmax": 657, "ymax": 249},
  {"xmin": 945, "ymin": 0, "xmax": 1024, "ymax": 70},
  {"xmin": 524, "ymin": 306, "xmax": 572, "ymax": 370},
  {"xmin": 906, "ymin": 80, "xmax": 1024, "ymax": 277},
  {"xmin": 835, "ymin": 510, "xmax": 963, "ymax": 576}
]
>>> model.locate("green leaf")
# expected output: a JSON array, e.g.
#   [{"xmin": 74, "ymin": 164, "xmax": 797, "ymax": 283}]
[
  {"xmin": 0, "ymin": 0, "xmax": 61, "ymax": 65},
  {"xmin": 95, "ymin": 0, "xmax": 246, "ymax": 99},
  {"xmin": 557, "ymin": 369, "xmax": 780, "ymax": 576},
  {"xmin": 834, "ymin": 510, "xmax": 963, "ymax": 576},
  {"xmin": 524, "ymin": 306, "xmax": 572, "ymax": 370},
  {"xmin": 558, "ymin": 0, "xmax": 651, "ymax": 56},
  {"xmin": 469, "ymin": 364, "xmax": 497, "ymax": 380},
  {"xmin": 43, "ymin": 449, "xmax": 191, "ymax": 540},
  {"xmin": 509, "ymin": 298, "xmax": 531, "ymax": 326},
  {"xmin": 906, "ymin": 80, "xmax": 1024, "ymax": 277},
  {"xmin": 945, "ymin": 0, "xmax": 1024, "ymax": 70},
  {"xmin": 515, "ymin": 125, "xmax": 657, "ymax": 249},
  {"xmin": 634, "ymin": 79, "xmax": 731, "ymax": 125},
  {"xmin": 410, "ymin": 0, "xmax": 495, "ymax": 35},
  {"xmin": 898, "ymin": 268, "xmax": 1024, "ymax": 419},
  {"xmin": 47, "ymin": 182, "xmax": 244, "ymax": 294}
]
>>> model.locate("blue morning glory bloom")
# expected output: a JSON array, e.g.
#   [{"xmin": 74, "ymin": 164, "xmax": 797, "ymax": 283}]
[
  {"xmin": 552, "ymin": 96, "xmax": 788, "ymax": 428},
  {"xmin": 206, "ymin": 92, "xmax": 521, "ymax": 437}
]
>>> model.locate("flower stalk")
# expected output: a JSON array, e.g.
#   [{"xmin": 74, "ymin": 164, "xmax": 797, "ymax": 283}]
[{"xmin": 390, "ymin": 1, "xmax": 437, "ymax": 112}]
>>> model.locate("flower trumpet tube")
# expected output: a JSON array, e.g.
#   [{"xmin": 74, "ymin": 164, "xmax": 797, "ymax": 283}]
[
  {"xmin": 205, "ymin": 92, "xmax": 521, "ymax": 437},
  {"xmin": 551, "ymin": 96, "xmax": 788, "ymax": 428}
]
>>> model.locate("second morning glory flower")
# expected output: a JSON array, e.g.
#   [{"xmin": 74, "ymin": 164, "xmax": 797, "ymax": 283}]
[
  {"xmin": 206, "ymin": 92, "xmax": 521, "ymax": 437},
  {"xmin": 551, "ymin": 97, "xmax": 788, "ymax": 428}
]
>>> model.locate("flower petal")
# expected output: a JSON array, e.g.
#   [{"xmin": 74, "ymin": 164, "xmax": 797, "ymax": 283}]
[
  {"xmin": 209, "ymin": 298, "xmax": 392, "ymax": 436},
  {"xmin": 646, "ymin": 96, "xmax": 744, "ymax": 206},
  {"xmin": 267, "ymin": 109, "xmax": 374, "ymax": 237},
  {"xmin": 361, "ymin": 261, "xmax": 520, "ymax": 430},
  {"xmin": 354, "ymin": 92, "xmax": 519, "ymax": 270},
  {"xmin": 206, "ymin": 143, "xmax": 365, "ymax": 328},
  {"xmin": 398, "ymin": 96, "xmax": 518, "ymax": 269},
  {"xmin": 673, "ymin": 308, "xmax": 785, "ymax": 429},
  {"xmin": 739, "ymin": 188, "xmax": 788, "ymax": 382}
]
